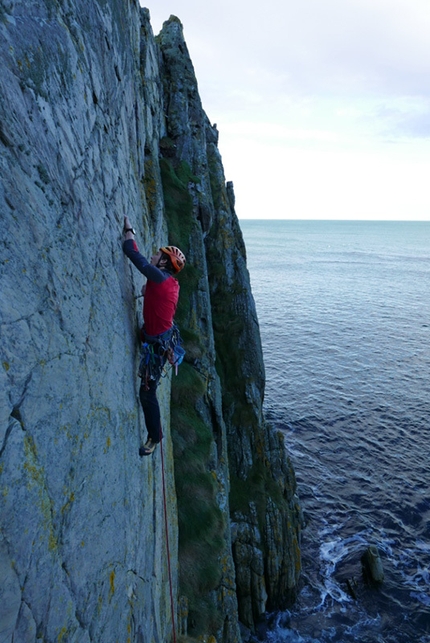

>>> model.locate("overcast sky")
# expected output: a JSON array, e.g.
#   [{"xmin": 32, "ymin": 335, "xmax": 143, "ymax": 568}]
[{"xmin": 142, "ymin": 0, "xmax": 430, "ymax": 220}]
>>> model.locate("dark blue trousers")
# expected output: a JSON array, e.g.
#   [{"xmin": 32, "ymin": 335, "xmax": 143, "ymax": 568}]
[{"xmin": 139, "ymin": 379, "xmax": 162, "ymax": 443}]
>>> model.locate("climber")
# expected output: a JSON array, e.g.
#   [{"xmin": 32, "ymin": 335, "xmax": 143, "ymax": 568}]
[{"xmin": 122, "ymin": 215, "xmax": 186, "ymax": 456}]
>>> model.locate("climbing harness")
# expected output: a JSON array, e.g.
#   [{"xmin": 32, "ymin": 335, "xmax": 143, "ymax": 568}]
[
  {"xmin": 160, "ymin": 435, "xmax": 177, "ymax": 643},
  {"xmin": 138, "ymin": 324, "xmax": 185, "ymax": 386}
]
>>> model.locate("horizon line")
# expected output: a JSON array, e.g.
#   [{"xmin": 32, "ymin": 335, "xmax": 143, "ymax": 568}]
[{"xmin": 237, "ymin": 218, "xmax": 430, "ymax": 223}]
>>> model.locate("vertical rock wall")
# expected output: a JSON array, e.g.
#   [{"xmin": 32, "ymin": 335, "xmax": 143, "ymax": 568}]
[
  {"xmin": 0, "ymin": 2, "xmax": 177, "ymax": 642},
  {"xmin": 0, "ymin": 2, "xmax": 301, "ymax": 642}
]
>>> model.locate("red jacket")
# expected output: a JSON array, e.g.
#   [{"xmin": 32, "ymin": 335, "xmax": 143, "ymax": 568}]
[
  {"xmin": 123, "ymin": 239, "xmax": 180, "ymax": 337},
  {"xmin": 143, "ymin": 276, "xmax": 179, "ymax": 336}
]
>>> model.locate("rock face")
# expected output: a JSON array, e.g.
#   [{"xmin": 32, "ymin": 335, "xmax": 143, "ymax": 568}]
[{"xmin": 0, "ymin": 2, "xmax": 301, "ymax": 642}]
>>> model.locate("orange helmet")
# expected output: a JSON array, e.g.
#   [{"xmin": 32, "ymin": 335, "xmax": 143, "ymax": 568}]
[{"xmin": 160, "ymin": 245, "xmax": 186, "ymax": 274}]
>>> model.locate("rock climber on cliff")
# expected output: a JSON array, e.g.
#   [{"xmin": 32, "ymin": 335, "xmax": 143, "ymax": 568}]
[{"xmin": 122, "ymin": 216, "xmax": 186, "ymax": 456}]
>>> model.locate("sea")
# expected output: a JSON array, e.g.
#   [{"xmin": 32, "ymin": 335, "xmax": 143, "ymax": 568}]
[{"xmin": 239, "ymin": 220, "xmax": 430, "ymax": 643}]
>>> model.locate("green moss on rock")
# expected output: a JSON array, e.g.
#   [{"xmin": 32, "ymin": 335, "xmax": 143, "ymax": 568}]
[
  {"xmin": 160, "ymin": 158, "xmax": 202, "ymax": 328},
  {"xmin": 170, "ymin": 365, "xmax": 225, "ymax": 636},
  {"xmin": 161, "ymin": 159, "xmax": 225, "ymax": 637}
]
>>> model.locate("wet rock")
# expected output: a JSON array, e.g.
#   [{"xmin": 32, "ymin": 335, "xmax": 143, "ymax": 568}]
[
  {"xmin": 345, "ymin": 577, "xmax": 358, "ymax": 599},
  {"xmin": 232, "ymin": 506, "xmax": 268, "ymax": 628},
  {"xmin": 361, "ymin": 545, "xmax": 384, "ymax": 583}
]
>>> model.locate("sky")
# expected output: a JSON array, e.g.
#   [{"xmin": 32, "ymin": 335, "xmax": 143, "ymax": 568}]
[{"xmin": 142, "ymin": 0, "xmax": 430, "ymax": 220}]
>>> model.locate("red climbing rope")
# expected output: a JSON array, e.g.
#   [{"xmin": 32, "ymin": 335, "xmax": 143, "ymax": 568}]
[{"xmin": 160, "ymin": 436, "xmax": 177, "ymax": 643}]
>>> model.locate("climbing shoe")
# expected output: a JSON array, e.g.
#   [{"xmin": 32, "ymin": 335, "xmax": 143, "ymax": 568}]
[{"xmin": 139, "ymin": 438, "xmax": 157, "ymax": 457}]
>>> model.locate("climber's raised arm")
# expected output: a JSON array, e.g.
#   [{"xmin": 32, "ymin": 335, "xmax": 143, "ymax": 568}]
[{"xmin": 122, "ymin": 216, "xmax": 168, "ymax": 283}]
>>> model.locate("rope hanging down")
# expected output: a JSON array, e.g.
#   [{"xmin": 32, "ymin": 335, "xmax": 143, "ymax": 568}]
[{"xmin": 160, "ymin": 437, "xmax": 177, "ymax": 643}]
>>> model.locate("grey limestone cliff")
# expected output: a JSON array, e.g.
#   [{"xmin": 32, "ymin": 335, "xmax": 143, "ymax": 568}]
[{"xmin": 0, "ymin": 2, "xmax": 301, "ymax": 642}]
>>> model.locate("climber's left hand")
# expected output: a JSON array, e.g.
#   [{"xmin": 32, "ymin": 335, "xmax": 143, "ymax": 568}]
[{"xmin": 123, "ymin": 216, "xmax": 135, "ymax": 239}]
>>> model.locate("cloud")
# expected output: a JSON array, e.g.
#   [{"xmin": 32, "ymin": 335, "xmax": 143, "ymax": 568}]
[
  {"xmin": 223, "ymin": 140, "xmax": 430, "ymax": 220},
  {"xmin": 143, "ymin": 0, "xmax": 430, "ymax": 219},
  {"xmin": 395, "ymin": 113, "xmax": 430, "ymax": 139},
  {"xmin": 150, "ymin": 0, "xmax": 430, "ymax": 96},
  {"xmin": 221, "ymin": 121, "xmax": 340, "ymax": 145},
  {"xmin": 147, "ymin": 0, "xmax": 430, "ymax": 106},
  {"xmin": 267, "ymin": 0, "xmax": 430, "ymax": 96},
  {"xmin": 374, "ymin": 100, "xmax": 430, "ymax": 139}
]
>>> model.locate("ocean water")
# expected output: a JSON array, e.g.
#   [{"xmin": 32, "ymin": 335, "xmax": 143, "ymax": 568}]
[{"xmin": 240, "ymin": 220, "xmax": 430, "ymax": 643}]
